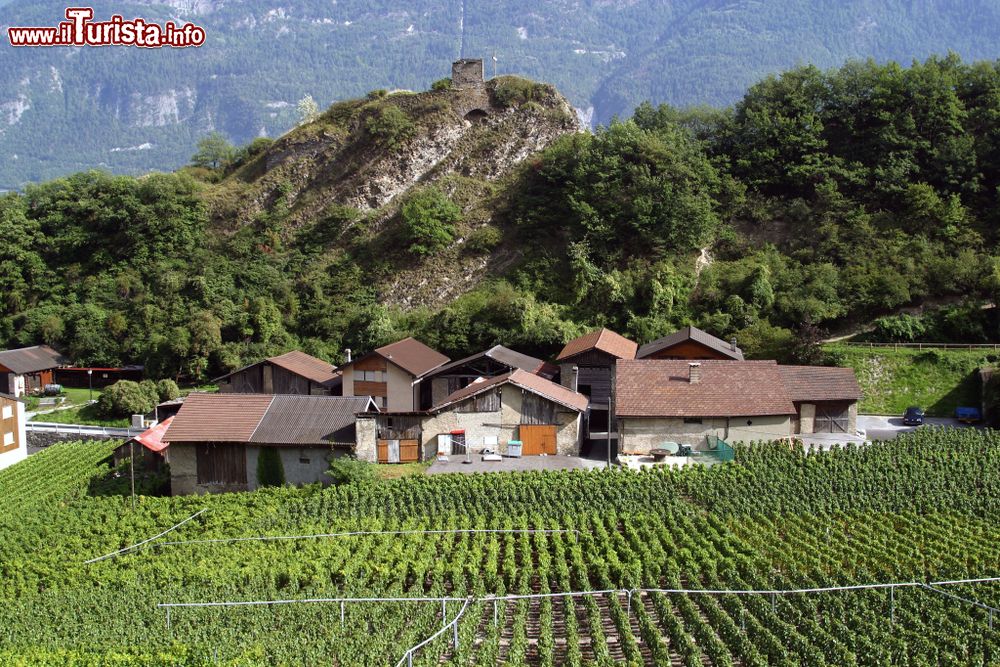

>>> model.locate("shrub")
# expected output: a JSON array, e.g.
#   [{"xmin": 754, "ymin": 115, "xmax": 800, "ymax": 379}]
[
  {"xmin": 365, "ymin": 105, "xmax": 415, "ymax": 149},
  {"xmin": 327, "ymin": 456, "xmax": 377, "ymax": 485},
  {"xmin": 256, "ymin": 448, "xmax": 286, "ymax": 487},
  {"xmin": 401, "ymin": 187, "xmax": 461, "ymax": 255},
  {"xmin": 97, "ymin": 380, "xmax": 158, "ymax": 418},
  {"xmin": 155, "ymin": 379, "xmax": 180, "ymax": 402},
  {"xmin": 466, "ymin": 226, "xmax": 503, "ymax": 253},
  {"xmin": 431, "ymin": 78, "xmax": 453, "ymax": 92},
  {"xmin": 492, "ymin": 78, "xmax": 545, "ymax": 107}
]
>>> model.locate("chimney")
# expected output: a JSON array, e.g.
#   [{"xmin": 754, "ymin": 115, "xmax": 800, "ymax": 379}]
[
  {"xmin": 688, "ymin": 362, "xmax": 701, "ymax": 384},
  {"xmin": 730, "ymin": 337, "xmax": 738, "ymax": 352},
  {"xmin": 571, "ymin": 365, "xmax": 579, "ymax": 393},
  {"xmin": 345, "ymin": 348, "xmax": 352, "ymax": 364}
]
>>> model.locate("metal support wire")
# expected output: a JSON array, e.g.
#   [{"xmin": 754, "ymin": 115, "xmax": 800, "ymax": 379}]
[
  {"xmin": 394, "ymin": 597, "xmax": 472, "ymax": 667},
  {"xmin": 920, "ymin": 584, "xmax": 1000, "ymax": 628},
  {"xmin": 85, "ymin": 508, "xmax": 208, "ymax": 563}
]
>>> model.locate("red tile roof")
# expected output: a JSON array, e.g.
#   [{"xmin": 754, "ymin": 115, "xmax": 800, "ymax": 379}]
[
  {"xmin": 615, "ymin": 360, "xmax": 796, "ymax": 418},
  {"xmin": 556, "ymin": 328, "xmax": 637, "ymax": 362},
  {"xmin": 372, "ymin": 337, "xmax": 450, "ymax": 377},
  {"xmin": 434, "ymin": 369, "xmax": 589, "ymax": 412},
  {"xmin": 778, "ymin": 365, "xmax": 862, "ymax": 402}
]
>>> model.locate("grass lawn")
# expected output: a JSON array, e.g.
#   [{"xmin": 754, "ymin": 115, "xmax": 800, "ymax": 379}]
[
  {"xmin": 826, "ymin": 344, "xmax": 995, "ymax": 417},
  {"xmin": 374, "ymin": 461, "xmax": 431, "ymax": 480},
  {"xmin": 30, "ymin": 401, "xmax": 131, "ymax": 427}
]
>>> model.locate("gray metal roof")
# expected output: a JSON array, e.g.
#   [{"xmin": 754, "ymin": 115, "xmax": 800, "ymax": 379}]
[
  {"xmin": 0, "ymin": 345, "xmax": 69, "ymax": 375},
  {"xmin": 249, "ymin": 395, "xmax": 376, "ymax": 446}
]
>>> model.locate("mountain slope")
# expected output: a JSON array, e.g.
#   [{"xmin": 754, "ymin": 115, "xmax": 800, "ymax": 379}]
[{"xmin": 3, "ymin": 0, "xmax": 1000, "ymax": 188}]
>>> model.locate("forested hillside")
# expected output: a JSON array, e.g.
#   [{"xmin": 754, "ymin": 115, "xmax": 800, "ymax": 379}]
[
  {"xmin": 2, "ymin": 0, "xmax": 1000, "ymax": 188},
  {"xmin": 3, "ymin": 56, "xmax": 1000, "ymax": 380}
]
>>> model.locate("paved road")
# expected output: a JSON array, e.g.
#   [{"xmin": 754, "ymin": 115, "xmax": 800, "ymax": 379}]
[
  {"xmin": 858, "ymin": 415, "xmax": 974, "ymax": 442},
  {"xmin": 427, "ymin": 454, "xmax": 606, "ymax": 475}
]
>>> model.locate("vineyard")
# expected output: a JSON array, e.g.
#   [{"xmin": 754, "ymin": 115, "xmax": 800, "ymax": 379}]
[{"xmin": 4, "ymin": 430, "xmax": 1000, "ymax": 665}]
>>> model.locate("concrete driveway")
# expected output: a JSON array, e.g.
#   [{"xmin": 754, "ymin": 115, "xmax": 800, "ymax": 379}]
[
  {"xmin": 427, "ymin": 454, "xmax": 607, "ymax": 475},
  {"xmin": 858, "ymin": 415, "xmax": 975, "ymax": 442}
]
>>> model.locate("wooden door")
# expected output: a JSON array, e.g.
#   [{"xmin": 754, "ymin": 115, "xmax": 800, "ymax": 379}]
[
  {"xmin": 378, "ymin": 439, "xmax": 419, "ymax": 463},
  {"xmin": 399, "ymin": 439, "xmax": 419, "ymax": 463},
  {"xmin": 520, "ymin": 425, "xmax": 557, "ymax": 455},
  {"xmin": 815, "ymin": 402, "xmax": 851, "ymax": 433}
]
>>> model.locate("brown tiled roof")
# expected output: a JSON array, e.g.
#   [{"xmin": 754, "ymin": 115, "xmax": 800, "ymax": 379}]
[
  {"xmin": 373, "ymin": 337, "xmax": 449, "ymax": 377},
  {"xmin": 166, "ymin": 393, "xmax": 375, "ymax": 446},
  {"xmin": 0, "ymin": 345, "xmax": 69, "ymax": 375},
  {"xmin": 778, "ymin": 366, "xmax": 862, "ymax": 402},
  {"xmin": 615, "ymin": 360, "xmax": 795, "ymax": 418},
  {"xmin": 434, "ymin": 369, "xmax": 589, "ymax": 412},
  {"xmin": 211, "ymin": 350, "xmax": 340, "ymax": 386},
  {"xmin": 556, "ymin": 329, "xmax": 637, "ymax": 362},
  {"xmin": 165, "ymin": 393, "xmax": 274, "ymax": 442},
  {"xmin": 636, "ymin": 326, "xmax": 743, "ymax": 360},
  {"xmin": 267, "ymin": 350, "xmax": 340, "ymax": 386}
]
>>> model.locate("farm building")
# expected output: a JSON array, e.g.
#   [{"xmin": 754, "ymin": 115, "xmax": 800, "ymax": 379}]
[
  {"xmin": 166, "ymin": 393, "xmax": 376, "ymax": 495},
  {"xmin": 359, "ymin": 369, "xmax": 588, "ymax": 462},
  {"xmin": 0, "ymin": 345, "xmax": 69, "ymax": 397},
  {"xmin": 340, "ymin": 337, "xmax": 449, "ymax": 411},
  {"xmin": 113, "ymin": 416, "xmax": 173, "ymax": 471},
  {"xmin": 556, "ymin": 328, "xmax": 637, "ymax": 452},
  {"xmin": 615, "ymin": 360, "xmax": 796, "ymax": 453},
  {"xmin": 0, "ymin": 392, "xmax": 26, "ymax": 470},
  {"xmin": 214, "ymin": 350, "xmax": 341, "ymax": 395},
  {"xmin": 54, "ymin": 365, "xmax": 144, "ymax": 389},
  {"xmin": 778, "ymin": 365, "xmax": 862, "ymax": 436},
  {"xmin": 635, "ymin": 325, "xmax": 743, "ymax": 361},
  {"xmin": 615, "ymin": 359, "xmax": 862, "ymax": 453},
  {"xmin": 417, "ymin": 345, "xmax": 555, "ymax": 409}
]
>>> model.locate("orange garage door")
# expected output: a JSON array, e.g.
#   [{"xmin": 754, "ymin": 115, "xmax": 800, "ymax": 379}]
[{"xmin": 519, "ymin": 425, "xmax": 557, "ymax": 455}]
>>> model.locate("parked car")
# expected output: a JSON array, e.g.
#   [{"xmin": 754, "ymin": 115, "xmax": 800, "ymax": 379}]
[
  {"xmin": 903, "ymin": 407, "xmax": 925, "ymax": 426},
  {"xmin": 955, "ymin": 406, "xmax": 982, "ymax": 424}
]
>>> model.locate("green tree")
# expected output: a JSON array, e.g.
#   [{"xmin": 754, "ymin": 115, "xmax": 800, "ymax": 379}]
[
  {"xmin": 296, "ymin": 95, "xmax": 320, "ymax": 125},
  {"xmin": 190, "ymin": 132, "xmax": 236, "ymax": 170},
  {"xmin": 401, "ymin": 187, "xmax": 461, "ymax": 255}
]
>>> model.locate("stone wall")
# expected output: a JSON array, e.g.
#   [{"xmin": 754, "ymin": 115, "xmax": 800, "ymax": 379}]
[
  {"xmin": 619, "ymin": 415, "xmax": 792, "ymax": 454},
  {"xmin": 27, "ymin": 430, "xmax": 119, "ymax": 450},
  {"xmin": 419, "ymin": 384, "xmax": 582, "ymax": 456},
  {"xmin": 355, "ymin": 416, "xmax": 378, "ymax": 463},
  {"xmin": 451, "ymin": 59, "xmax": 484, "ymax": 88}
]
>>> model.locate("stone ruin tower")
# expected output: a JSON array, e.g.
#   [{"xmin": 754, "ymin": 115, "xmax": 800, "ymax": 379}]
[
  {"xmin": 451, "ymin": 59, "xmax": 485, "ymax": 89},
  {"xmin": 451, "ymin": 59, "xmax": 490, "ymax": 123}
]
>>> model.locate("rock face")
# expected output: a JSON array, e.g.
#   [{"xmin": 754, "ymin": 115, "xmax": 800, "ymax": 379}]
[
  {"xmin": 223, "ymin": 76, "xmax": 579, "ymax": 226},
  {"xmin": 212, "ymin": 75, "xmax": 579, "ymax": 309}
]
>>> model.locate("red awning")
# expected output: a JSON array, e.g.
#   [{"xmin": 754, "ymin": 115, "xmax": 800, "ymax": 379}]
[{"xmin": 134, "ymin": 416, "xmax": 173, "ymax": 453}]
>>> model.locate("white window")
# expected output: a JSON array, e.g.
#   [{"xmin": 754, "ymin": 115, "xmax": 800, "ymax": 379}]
[
  {"xmin": 1, "ymin": 405, "xmax": 11, "ymax": 420},
  {"xmin": 353, "ymin": 370, "xmax": 383, "ymax": 382},
  {"xmin": 3, "ymin": 432, "xmax": 13, "ymax": 447}
]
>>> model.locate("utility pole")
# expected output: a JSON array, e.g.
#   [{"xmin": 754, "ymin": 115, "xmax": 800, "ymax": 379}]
[
  {"xmin": 129, "ymin": 439, "xmax": 136, "ymax": 509},
  {"xmin": 606, "ymin": 397, "xmax": 612, "ymax": 469}
]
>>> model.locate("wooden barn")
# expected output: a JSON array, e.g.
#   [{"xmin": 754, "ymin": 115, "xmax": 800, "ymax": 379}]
[
  {"xmin": 166, "ymin": 393, "xmax": 376, "ymax": 495},
  {"xmin": 418, "ymin": 345, "xmax": 555, "ymax": 409},
  {"xmin": 214, "ymin": 350, "xmax": 341, "ymax": 396},
  {"xmin": 0, "ymin": 345, "xmax": 69, "ymax": 397},
  {"xmin": 636, "ymin": 325, "xmax": 743, "ymax": 361},
  {"xmin": 556, "ymin": 328, "xmax": 637, "ymax": 454}
]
